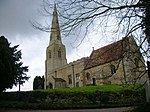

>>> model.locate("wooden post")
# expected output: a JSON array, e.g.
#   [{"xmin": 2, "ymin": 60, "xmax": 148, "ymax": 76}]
[{"xmin": 19, "ymin": 76, "xmax": 21, "ymax": 92}]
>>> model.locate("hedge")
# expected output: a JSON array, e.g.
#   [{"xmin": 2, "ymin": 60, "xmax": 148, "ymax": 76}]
[{"xmin": 0, "ymin": 89, "xmax": 146, "ymax": 109}]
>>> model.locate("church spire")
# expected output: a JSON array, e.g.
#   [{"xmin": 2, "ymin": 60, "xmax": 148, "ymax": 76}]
[{"xmin": 49, "ymin": 1, "xmax": 61, "ymax": 44}]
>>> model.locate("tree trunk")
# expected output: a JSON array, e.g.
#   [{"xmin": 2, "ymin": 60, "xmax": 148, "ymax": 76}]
[{"xmin": 146, "ymin": 61, "xmax": 150, "ymax": 102}]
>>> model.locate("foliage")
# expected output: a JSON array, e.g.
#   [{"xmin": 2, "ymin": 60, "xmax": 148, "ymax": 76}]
[
  {"xmin": 11, "ymin": 45, "xmax": 30, "ymax": 91},
  {"xmin": 33, "ymin": 76, "xmax": 44, "ymax": 90},
  {"xmin": 0, "ymin": 85, "xmax": 146, "ymax": 109},
  {"xmin": 0, "ymin": 36, "xmax": 29, "ymax": 92},
  {"xmin": 0, "ymin": 36, "xmax": 17, "ymax": 92}
]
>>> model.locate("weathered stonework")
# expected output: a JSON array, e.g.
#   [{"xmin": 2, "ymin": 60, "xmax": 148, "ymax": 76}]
[{"xmin": 45, "ymin": 3, "xmax": 147, "ymax": 89}]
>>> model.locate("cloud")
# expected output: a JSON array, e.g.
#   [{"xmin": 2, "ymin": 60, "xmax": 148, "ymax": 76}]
[
  {"xmin": 6, "ymin": 34, "xmax": 48, "ymax": 91},
  {"xmin": 0, "ymin": 0, "xmax": 49, "ymax": 91},
  {"xmin": 0, "ymin": 0, "xmax": 43, "ymax": 39},
  {"xmin": 1, "ymin": 0, "xmax": 115, "ymax": 92}
]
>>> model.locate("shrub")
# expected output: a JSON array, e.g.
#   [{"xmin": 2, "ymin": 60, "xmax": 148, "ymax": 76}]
[
  {"xmin": 0, "ymin": 85, "xmax": 146, "ymax": 109},
  {"xmin": 99, "ymin": 92, "xmax": 109, "ymax": 104}
]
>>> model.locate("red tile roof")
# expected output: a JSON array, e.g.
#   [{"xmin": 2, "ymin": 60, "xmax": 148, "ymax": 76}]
[{"xmin": 84, "ymin": 38, "xmax": 129, "ymax": 70}]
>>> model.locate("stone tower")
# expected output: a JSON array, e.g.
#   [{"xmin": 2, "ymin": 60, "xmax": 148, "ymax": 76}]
[{"xmin": 45, "ymin": 2, "xmax": 67, "ymax": 88}]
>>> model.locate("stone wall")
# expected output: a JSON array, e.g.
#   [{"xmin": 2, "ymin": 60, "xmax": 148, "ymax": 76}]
[{"xmin": 46, "ymin": 58, "xmax": 87, "ymax": 88}]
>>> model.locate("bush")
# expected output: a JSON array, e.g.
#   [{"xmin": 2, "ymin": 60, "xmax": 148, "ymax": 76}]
[
  {"xmin": 99, "ymin": 92, "xmax": 109, "ymax": 104},
  {"xmin": 0, "ymin": 86, "xmax": 146, "ymax": 109}
]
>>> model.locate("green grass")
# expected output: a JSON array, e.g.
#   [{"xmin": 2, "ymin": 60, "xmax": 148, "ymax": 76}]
[{"xmin": 37, "ymin": 84, "xmax": 144, "ymax": 93}]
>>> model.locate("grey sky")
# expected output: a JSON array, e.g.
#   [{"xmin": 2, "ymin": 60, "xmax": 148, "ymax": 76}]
[
  {"xmin": 0, "ymin": 0, "xmax": 49, "ymax": 91},
  {"xmin": 0, "ymin": 0, "xmax": 44, "ymax": 39},
  {"xmin": 0, "ymin": 0, "xmax": 111, "ymax": 91}
]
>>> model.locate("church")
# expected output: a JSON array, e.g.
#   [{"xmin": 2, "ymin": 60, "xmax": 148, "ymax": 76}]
[{"xmin": 45, "ymin": 3, "xmax": 146, "ymax": 89}]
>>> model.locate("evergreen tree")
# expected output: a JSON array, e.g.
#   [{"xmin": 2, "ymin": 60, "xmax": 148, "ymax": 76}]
[
  {"xmin": 33, "ymin": 76, "xmax": 44, "ymax": 90},
  {"xmin": 11, "ymin": 45, "xmax": 30, "ymax": 91},
  {"xmin": 0, "ymin": 36, "xmax": 29, "ymax": 92}
]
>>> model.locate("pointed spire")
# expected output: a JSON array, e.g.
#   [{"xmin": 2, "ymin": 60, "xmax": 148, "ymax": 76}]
[
  {"xmin": 49, "ymin": 0, "xmax": 62, "ymax": 44},
  {"xmin": 54, "ymin": 0, "xmax": 56, "ymax": 5},
  {"xmin": 53, "ymin": 0, "xmax": 57, "ymax": 16}
]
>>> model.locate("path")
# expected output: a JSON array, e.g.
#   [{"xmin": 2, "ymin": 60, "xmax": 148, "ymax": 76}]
[{"xmin": 0, "ymin": 107, "xmax": 132, "ymax": 112}]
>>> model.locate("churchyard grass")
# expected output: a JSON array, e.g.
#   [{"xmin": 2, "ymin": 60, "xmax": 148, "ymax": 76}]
[{"xmin": 42, "ymin": 84, "xmax": 143, "ymax": 93}]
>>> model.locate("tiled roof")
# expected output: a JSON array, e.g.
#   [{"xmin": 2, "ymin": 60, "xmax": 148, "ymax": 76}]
[{"xmin": 84, "ymin": 38, "xmax": 129, "ymax": 70}]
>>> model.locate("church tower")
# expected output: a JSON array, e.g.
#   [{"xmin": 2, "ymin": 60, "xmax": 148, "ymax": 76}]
[{"xmin": 45, "ymin": 2, "xmax": 67, "ymax": 88}]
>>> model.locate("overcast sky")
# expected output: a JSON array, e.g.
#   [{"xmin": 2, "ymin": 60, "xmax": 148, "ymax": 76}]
[{"xmin": 0, "ymin": 0, "xmax": 116, "ymax": 91}]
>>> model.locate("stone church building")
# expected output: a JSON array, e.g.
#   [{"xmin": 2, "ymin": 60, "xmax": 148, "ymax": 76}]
[{"xmin": 45, "ymin": 3, "xmax": 146, "ymax": 89}]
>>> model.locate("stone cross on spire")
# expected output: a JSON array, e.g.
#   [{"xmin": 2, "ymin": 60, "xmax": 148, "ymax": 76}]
[{"xmin": 49, "ymin": 0, "xmax": 62, "ymax": 45}]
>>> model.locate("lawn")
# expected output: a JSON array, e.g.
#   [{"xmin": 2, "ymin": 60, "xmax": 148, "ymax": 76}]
[{"xmin": 41, "ymin": 84, "xmax": 143, "ymax": 93}]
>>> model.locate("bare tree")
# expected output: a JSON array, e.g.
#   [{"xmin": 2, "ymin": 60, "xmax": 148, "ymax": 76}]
[
  {"xmin": 32, "ymin": 0, "xmax": 149, "ymax": 84},
  {"xmin": 33, "ymin": 0, "xmax": 149, "ymax": 50}
]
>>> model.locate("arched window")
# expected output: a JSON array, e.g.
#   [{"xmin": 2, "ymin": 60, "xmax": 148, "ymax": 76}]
[
  {"xmin": 76, "ymin": 73, "xmax": 80, "ymax": 87},
  {"xmin": 48, "ymin": 83, "xmax": 53, "ymax": 89},
  {"xmin": 58, "ymin": 50, "xmax": 61, "ymax": 58},
  {"xmin": 86, "ymin": 73, "xmax": 91, "ymax": 81},
  {"xmin": 49, "ymin": 51, "xmax": 51, "ymax": 58},
  {"xmin": 68, "ymin": 75, "xmax": 72, "ymax": 84},
  {"xmin": 111, "ymin": 64, "xmax": 116, "ymax": 74},
  {"xmin": 76, "ymin": 73, "xmax": 80, "ymax": 82}
]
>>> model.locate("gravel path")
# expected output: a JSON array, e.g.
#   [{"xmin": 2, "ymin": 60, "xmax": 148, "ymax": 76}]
[{"xmin": 0, "ymin": 107, "xmax": 132, "ymax": 112}]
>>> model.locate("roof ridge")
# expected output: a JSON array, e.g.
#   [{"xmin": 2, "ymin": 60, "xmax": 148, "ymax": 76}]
[
  {"xmin": 84, "ymin": 37, "xmax": 129, "ymax": 70},
  {"xmin": 94, "ymin": 39, "xmax": 124, "ymax": 52}
]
